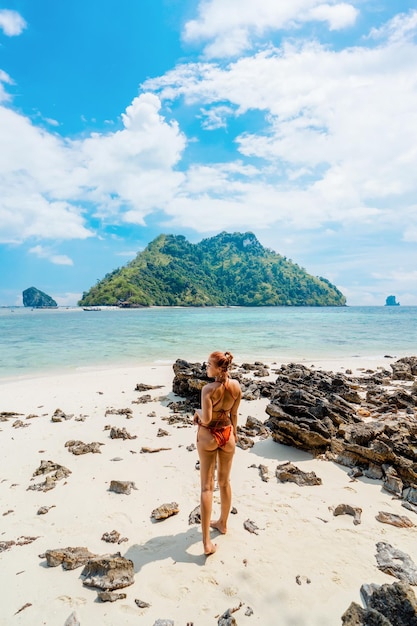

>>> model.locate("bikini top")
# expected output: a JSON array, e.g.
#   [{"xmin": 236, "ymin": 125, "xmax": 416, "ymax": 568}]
[{"xmin": 209, "ymin": 380, "xmax": 239, "ymax": 428}]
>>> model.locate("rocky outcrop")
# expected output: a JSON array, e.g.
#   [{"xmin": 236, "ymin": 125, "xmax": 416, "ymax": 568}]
[
  {"xmin": 171, "ymin": 357, "xmax": 417, "ymax": 499},
  {"xmin": 342, "ymin": 581, "xmax": 417, "ymax": 625},
  {"xmin": 22, "ymin": 286, "xmax": 57, "ymax": 308}
]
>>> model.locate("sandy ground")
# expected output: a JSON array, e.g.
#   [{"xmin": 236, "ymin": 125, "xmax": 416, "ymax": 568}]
[{"xmin": 0, "ymin": 357, "xmax": 416, "ymax": 626}]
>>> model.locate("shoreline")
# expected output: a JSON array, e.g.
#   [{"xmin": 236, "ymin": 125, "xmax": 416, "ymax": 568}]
[{"xmin": 1, "ymin": 357, "xmax": 416, "ymax": 625}]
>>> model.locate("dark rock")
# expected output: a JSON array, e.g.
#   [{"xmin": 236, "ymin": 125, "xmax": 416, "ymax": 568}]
[
  {"xmin": 81, "ymin": 554, "xmax": 135, "ymax": 590},
  {"xmin": 276, "ymin": 462, "xmax": 322, "ymax": 486},
  {"xmin": 243, "ymin": 519, "xmax": 260, "ymax": 534},
  {"xmin": 188, "ymin": 505, "xmax": 201, "ymax": 525},
  {"xmin": 22, "ymin": 286, "xmax": 57, "ymax": 308},
  {"xmin": 342, "ymin": 581, "xmax": 417, "ymax": 625},
  {"xmin": 375, "ymin": 542, "xmax": 417, "ymax": 584},
  {"xmin": 135, "ymin": 599, "xmax": 151, "ymax": 608},
  {"xmin": 331, "ymin": 503, "xmax": 362, "ymax": 525}
]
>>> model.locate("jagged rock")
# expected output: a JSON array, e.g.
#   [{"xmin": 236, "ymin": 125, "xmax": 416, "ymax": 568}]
[
  {"xmin": 258, "ymin": 464, "xmax": 269, "ymax": 482},
  {"xmin": 0, "ymin": 411, "xmax": 23, "ymax": 421},
  {"xmin": 188, "ymin": 505, "xmax": 201, "ymax": 525},
  {"xmin": 44, "ymin": 547, "xmax": 96, "ymax": 569},
  {"xmin": 65, "ymin": 440, "xmax": 103, "ymax": 455},
  {"xmin": 28, "ymin": 460, "xmax": 71, "ymax": 491},
  {"xmin": 382, "ymin": 466, "xmax": 403, "ymax": 497},
  {"xmin": 276, "ymin": 462, "xmax": 322, "ymax": 486},
  {"xmin": 132, "ymin": 394, "xmax": 153, "ymax": 404},
  {"xmin": 37, "ymin": 505, "xmax": 55, "ymax": 515},
  {"xmin": 101, "ymin": 530, "xmax": 121, "ymax": 543},
  {"xmin": 375, "ymin": 542, "xmax": 417, "ymax": 584},
  {"xmin": 0, "ymin": 540, "xmax": 15, "ymax": 553},
  {"xmin": 391, "ymin": 357, "xmax": 417, "ymax": 380},
  {"xmin": 51, "ymin": 408, "xmax": 73, "ymax": 422},
  {"xmin": 22, "ymin": 286, "xmax": 57, "ymax": 308},
  {"xmin": 135, "ymin": 599, "xmax": 151, "ymax": 608},
  {"xmin": 157, "ymin": 428, "xmax": 169, "ymax": 437},
  {"xmin": 331, "ymin": 504, "xmax": 362, "ymax": 525},
  {"xmin": 151, "ymin": 502, "xmax": 179, "ymax": 520},
  {"xmin": 105, "ymin": 407, "xmax": 133, "ymax": 417},
  {"xmin": 342, "ymin": 581, "xmax": 417, "ymax": 625},
  {"xmin": 81, "ymin": 554, "xmax": 135, "ymax": 590},
  {"xmin": 109, "ymin": 480, "xmax": 137, "ymax": 495},
  {"xmin": 402, "ymin": 501, "xmax": 417, "ymax": 515},
  {"xmin": 236, "ymin": 434, "xmax": 254, "ymax": 450},
  {"xmin": 243, "ymin": 519, "xmax": 260, "ymax": 534},
  {"xmin": 239, "ymin": 415, "xmax": 270, "ymax": 438},
  {"xmin": 97, "ymin": 591, "xmax": 127, "ymax": 602},
  {"xmin": 376, "ymin": 511, "xmax": 414, "ymax": 528},
  {"xmin": 172, "ymin": 359, "xmax": 211, "ymax": 406},
  {"xmin": 110, "ymin": 427, "xmax": 137, "ymax": 440},
  {"xmin": 135, "ymin": 383, "xmax": 163, "ymax": 391}
]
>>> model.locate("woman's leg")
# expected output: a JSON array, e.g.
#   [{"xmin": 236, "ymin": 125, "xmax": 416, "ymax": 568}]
[
  {"xmin": 197, "ymin": 428, "xmax": 218, "ymax": 554},
  {"xmin": 210, "ymin": 435, "xmax": 235, "ymax": 534}
]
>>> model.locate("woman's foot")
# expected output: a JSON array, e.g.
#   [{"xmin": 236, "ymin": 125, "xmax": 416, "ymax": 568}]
[
  {"xmin": 204, "ymin": 541, "xmax": 217, "ymax": 556},
  {"xmin": 210, "ymin": 520, "xmax": 227, "ymax": 534}
]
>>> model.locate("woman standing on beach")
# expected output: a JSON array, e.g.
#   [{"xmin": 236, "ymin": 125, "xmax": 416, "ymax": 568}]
[{"xmin": 194, "ymin": 351, "xmax": 241, "ymax": 555}]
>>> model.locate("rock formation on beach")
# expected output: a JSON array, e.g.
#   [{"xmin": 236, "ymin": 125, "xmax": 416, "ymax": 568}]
[
  {"xmin": 22, "ymin": 286, "xmax": 57, "ymax": 308},
  {"xmin": 172, "ymin": 356, "xmax": 417, "ymax": 501},
  {"xmin": 79, "ymin": 231, "xmax": 346, "ymax": 307}
]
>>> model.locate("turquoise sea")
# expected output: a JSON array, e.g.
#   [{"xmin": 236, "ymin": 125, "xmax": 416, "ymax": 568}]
[{"xmin": 0, "ymin": 306, "xmax": 416, "ymax": 379}]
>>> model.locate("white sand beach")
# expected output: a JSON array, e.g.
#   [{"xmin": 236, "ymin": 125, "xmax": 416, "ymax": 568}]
[{"xmin": 1, "ymin": 357, "xmax": 416, "ymax": 626}]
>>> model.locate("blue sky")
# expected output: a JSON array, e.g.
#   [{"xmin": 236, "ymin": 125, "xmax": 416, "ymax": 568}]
[{"xmin": 1, "ymin": 0, "xmax": 416, "ymax": 306}]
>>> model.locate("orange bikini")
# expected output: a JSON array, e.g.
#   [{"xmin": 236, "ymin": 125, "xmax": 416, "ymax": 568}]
[{"xmin": 197, "ymin": 381, "xmax": 236, "ymax": 448}]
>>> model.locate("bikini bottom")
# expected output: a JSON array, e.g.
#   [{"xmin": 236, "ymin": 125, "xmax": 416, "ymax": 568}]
[{"xmin": 198, "ymin": 423, "xmax": 232, "ymax": 448}]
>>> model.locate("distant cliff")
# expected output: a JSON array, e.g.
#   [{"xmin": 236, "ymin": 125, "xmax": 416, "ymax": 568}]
[
  {"xmin": 79, "ymin": 232, "xmax": 346, "ymax": 307},
  {"xmin": 385, "ymin": 295, "xmax": 400, "ymax": 306},
  {"xmin": 23, "ymin": 287, "xmax": 57, "ymax": 308}
]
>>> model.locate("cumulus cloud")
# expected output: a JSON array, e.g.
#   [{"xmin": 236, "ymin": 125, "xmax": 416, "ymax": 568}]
[
  {"xmin": 0, "ymin": 9, "xmax": 26, "ymax": 36},
  {"xmin": 183, "ymin": 0, "xmax": 359, "ymax": 57},
  {"xmin": 369, "ymin": 9, "xmax": 417, "ymax": 43},
  {"xmin": 0, "ymin": 93, "xmax": 186, "ymax": 242},
  {"xmin": 145, "ymin": 15, "xmax": 417, "ymax": 240}
]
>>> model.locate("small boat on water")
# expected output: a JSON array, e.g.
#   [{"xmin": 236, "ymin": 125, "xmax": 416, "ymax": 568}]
[{"xmin": 83, "ymin": 307, "xmax": 102, "ymax": 311}]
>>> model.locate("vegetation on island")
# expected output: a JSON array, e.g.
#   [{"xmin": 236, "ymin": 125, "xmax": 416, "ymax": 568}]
[
  {"xmin": 78, "ymin": 232, "xmax": 346, "ymax": 307},
  {"xmin": 23, "ymin": 286, "xmax": 57, "ymax": 308}
]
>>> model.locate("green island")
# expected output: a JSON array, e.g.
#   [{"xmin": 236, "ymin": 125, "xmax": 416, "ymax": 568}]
[{"xmin": 78, "ymin": 232, "xmax": 346, "ymax": 307}]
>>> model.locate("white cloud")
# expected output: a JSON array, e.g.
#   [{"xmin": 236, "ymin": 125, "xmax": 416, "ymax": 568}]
[
  {"xmin": 28, "ymin": 245, "xmax": 74, "ymax": 265},
  {"xmin": 307, "ymin": 3, "xmax": 358, "ymax": 31},
  {"xmin": 0, "ymin": 9, "xmax": 26, "ymax": 36},
  {"xmin": 53, "ymin": 292, "xmax": 82, "ymax": 306},
  {"xmin": 0, "ymin": 93, "xmax": 186, "ymax": 241},
  {"xmin": 145, "ymin": 18, "xmax": 417, "ymax": 239},
  {"xmin": 183, "ymin": 0, "xmax": 359, "ymax": 57},
  {"xmin": 369, "ymin": 9, "xmax": 417, "ymax": 43}
]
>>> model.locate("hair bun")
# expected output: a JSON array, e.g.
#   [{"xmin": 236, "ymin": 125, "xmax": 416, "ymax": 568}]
[{"xmin": 224, "ymin": 351, "xmax": 233, "ymax": 366}]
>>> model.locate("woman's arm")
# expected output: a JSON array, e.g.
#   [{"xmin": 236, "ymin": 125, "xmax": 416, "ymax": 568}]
[
  {"xmin": 193, "ymin": 384, "xmax": 213, "ymax": 425},
  {"xmin": 230, "ymin": 383, "xmax": 242, "ymax": 438}
]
